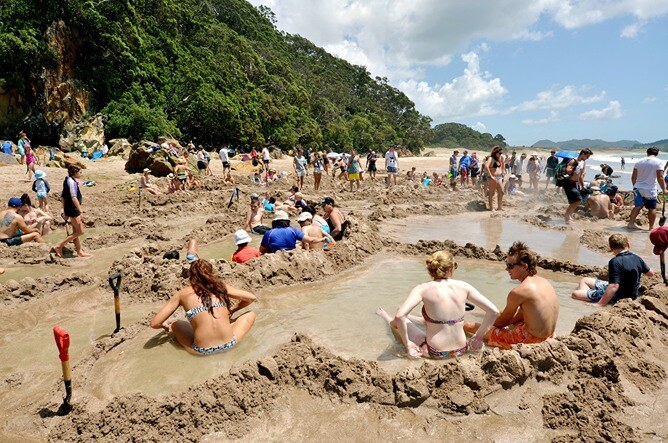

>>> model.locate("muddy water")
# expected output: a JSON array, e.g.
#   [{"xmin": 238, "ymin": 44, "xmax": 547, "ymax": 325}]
[
  {"xmin": 383, "ymin": 213, "xmax": 611, "ymax": 266},
  {"xmin": 198, "ymin": 233, "xmax": 262, "ymax": 261},
  {"xmin": 3, "ymin": 255, "xmax": 595, "ymax": 406}
]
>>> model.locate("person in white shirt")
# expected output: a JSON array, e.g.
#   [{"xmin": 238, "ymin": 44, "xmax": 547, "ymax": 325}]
[
  {"xmin": 218, "ymin": 145, "xmax": 231, "ymax": 175},
  {"xmin": 628, "ymin": 146, "xmax": 666, "ymax": 230},
  {"xmin": 262, "ymin": 146, "xmax": 271, "ymax": 170},
  {"xmin": 385, "ymin": 145, "xmax": 399, "ymax": 186}
]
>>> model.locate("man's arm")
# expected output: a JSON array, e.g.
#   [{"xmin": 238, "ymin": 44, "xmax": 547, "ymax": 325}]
[
  {"xmin": 493, "ymin": 289, "xmax": 524, "ymax": 328},
  {"xmin": 631, "ymin": 168, "xmax": 638, "ymax": 186},
  {"xmin": 597, "ymin": 283, "xmax": 619, "ymax": 306},
  {"xmin": 15, "ymin": 216, "xmax": 38, "ymax": 235},
  {"xmin": 656, "ymin": 169, "xmax": 666, "ymax": 193}
]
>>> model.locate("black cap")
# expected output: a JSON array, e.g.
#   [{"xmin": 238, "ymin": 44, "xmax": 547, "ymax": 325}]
[{"xmin": 320, "ymin": 196, "xmax": 335, "ymax": 206}]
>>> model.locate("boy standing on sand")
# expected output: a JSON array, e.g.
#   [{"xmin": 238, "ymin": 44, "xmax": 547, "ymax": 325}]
[
  {"xmin": 385, "ymin": 145, "xmax": 399, "ymax": 186},
  {"xmin": 464, "ymin": 242, "xmax": 558, "ymax": 349}
]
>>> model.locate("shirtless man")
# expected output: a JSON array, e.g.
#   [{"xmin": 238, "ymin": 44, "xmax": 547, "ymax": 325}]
[
  {"xmin": 245, "ymin": 197, "xmax": 269, "ymax": 235},
  {"xmin": 464, "ymin": 241, "xmax": 558, "ymax": 349},
  {"xmin": 0, "ymin": 197, "xmax": 44, "ymax": 246},
  {"xmin": 297, "ymin": 212, "xmax": 334, "ymax": 250},
  {"xmin": 584, "ymin": 188, "xmax": 612, "ymax": 219}
]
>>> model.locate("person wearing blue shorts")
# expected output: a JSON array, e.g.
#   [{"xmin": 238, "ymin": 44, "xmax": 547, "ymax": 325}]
[{"xmin": 628, "ymin": 147, "xmax": 665, "ymax": 230}]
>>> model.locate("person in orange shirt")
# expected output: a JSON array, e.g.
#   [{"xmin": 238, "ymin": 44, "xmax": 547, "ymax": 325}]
[{"xmin": 231, "ymin": 230, "xmax": 260, "ymax": 264}]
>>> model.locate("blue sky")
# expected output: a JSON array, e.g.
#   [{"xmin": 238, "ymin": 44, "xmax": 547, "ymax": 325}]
[{"xmin": 248, "ymin": 1, "xmax": 668, "ymax": 146}]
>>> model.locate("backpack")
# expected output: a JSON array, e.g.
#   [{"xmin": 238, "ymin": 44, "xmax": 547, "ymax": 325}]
[{"xmin": 554, "ymin": 159, "xmax": 574, "ymax": 187}]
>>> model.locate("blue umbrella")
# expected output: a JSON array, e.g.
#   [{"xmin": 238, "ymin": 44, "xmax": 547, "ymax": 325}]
[{"xmin": 555, "ymin": 150, "xmax": 578, "ymax": 159}]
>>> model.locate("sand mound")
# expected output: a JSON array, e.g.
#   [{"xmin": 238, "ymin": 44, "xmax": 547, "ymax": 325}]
[{"xmin": 50, "ymin": 294, "xmax": 668, "ymax": 441}]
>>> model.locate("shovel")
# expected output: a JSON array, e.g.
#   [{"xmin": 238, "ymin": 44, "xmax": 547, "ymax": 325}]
[
  {"xmin": 53, "ymin": 326, "xmax": 72, "ymax": 415},
  {"xmin": 660, "ymin": 195, "xmax": 666, "ymax": 226},
  {"xmin": 109, "ymin": 273, "xmax": 122, "ymax": 334}
]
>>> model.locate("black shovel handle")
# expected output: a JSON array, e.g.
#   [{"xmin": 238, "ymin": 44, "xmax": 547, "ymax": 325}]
[
  {"xmin": 108, "ymin": 273, "xmax": 121, "ymax": 296},
  {"xmin": 109, "ymin": 273, "xmax": 122, "ymax": 333},
  {"xmin": 465, "ymin": 302, "xmax": 474, "ymax": 311}
]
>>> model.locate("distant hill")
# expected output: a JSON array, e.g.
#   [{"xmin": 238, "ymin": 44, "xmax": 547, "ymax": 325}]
[
  {"xmin": 637, "ymin": 139, "xmax": 668, "ymax": 150},
  {"xmin": 429, "ymin": 122, "xmax": 506, "ymax": 149},
  {"xmin": 532, "ymin": 139, "xmax": 640, "ymax": 149}
]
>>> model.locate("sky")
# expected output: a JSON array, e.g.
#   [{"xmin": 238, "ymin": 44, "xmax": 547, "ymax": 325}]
[{"xmin": 247, "ymin": 0, "xmax": 668, "ymax": 147}]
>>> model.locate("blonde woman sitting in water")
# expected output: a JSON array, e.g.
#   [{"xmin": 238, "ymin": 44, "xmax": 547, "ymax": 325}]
[
  {"xmin": 150, "ymin": 259, "xmax": 257, "ymax": 356},
  {"xmin": 377, "ymin": 251, "xmax": 499, "ymax": 359}
]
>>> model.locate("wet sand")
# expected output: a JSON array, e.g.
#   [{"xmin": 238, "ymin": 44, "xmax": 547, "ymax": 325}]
[{"xmin": 0, "ymin": 148, "xmax": 667, "ymax": 441}]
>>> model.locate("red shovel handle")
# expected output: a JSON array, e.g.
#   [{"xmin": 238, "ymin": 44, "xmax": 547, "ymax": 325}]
[{"xmin": 53, "ymin": 326, "xmax": 70, "ymax": 362}]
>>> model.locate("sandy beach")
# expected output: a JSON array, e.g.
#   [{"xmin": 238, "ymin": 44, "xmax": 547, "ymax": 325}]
[{"xmin": 1, "ymin": 148, "xmax": 667, "ymax": 442}]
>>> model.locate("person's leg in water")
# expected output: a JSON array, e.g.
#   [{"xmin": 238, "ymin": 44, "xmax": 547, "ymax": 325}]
[
  {"xmin": 55, "ymin": 215, "xmax": 91, "ymax": 258},
  {"xmin": 376, "ymin": 307, "xmax": 426, "ymax": 352},
  {"xmin": 496, "ymin": 181, "xmax": 504, "ymax": 210},
  {"xmin": 488, "ymin": 178, "xmax": 496, "ymax": 211},
  {"xmin": 571, "ymin": 277, "xmax": 597, "ymax": 301},
  {"xmin": 186, "ymin": 238, "xmax": 199, "ymax": 263}
]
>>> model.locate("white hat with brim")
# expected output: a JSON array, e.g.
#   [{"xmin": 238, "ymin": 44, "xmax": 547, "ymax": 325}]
[
  {"xmin": 234, "ymin": 229, "xmax": 252, "ymax": 245},
  {"xmin": 297, "ymin": 212, "xmax": 313, "ymax": 222},
  {"xmin": 273, "ymin": 210, "xmax": 289, "ymax": 221},
  {"xmin": 34, "ymin": 170, "xmax": 46, "ymax": 179}
]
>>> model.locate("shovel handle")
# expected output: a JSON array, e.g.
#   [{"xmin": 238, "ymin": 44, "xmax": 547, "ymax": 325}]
[{"xmin": 108, "ymin": 273, "xmax": 121, "ymax": 295}]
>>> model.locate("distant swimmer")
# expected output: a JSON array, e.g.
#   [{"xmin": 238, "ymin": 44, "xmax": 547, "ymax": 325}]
[
  {"xmin": 377, "ymin": 250, "xmax": 499, "ymax": 359},
  {"xmin": 464, "ymin": 241, "xmax": 558, "ymax": 349},
  {"xmin": 150, "ymin": 259, "xmax": 257, "ymax": 355}
]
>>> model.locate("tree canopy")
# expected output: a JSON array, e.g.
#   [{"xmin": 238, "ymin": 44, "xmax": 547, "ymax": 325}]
[
  {"xmin": 430, "ymin": 122, "xmax": 506, "ymax": 150},
  {"xmin": 0, "ymin": 0, "xmax": 432, "ymax": 152}
]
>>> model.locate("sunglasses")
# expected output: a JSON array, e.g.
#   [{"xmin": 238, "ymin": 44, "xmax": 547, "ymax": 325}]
[{"xmin": 505, "ymin": 262, "xmax": 522, "ymax": 270}]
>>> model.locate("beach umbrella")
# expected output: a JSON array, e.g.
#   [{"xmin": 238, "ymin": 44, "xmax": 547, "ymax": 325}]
[{"xmin": 555, "ymin": 150, "xmax": 578, "ymax": 159}]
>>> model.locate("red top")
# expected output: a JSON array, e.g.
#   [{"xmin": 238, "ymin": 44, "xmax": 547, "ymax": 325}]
[{"xmin": 232, "ymin": 245, "xmax": 261, "ymax": 264}]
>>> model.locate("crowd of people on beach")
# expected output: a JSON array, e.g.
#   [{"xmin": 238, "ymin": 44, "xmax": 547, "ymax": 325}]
[{"xmin": 1, "ymin": 130, "xmax": 665, "ymax": 360}]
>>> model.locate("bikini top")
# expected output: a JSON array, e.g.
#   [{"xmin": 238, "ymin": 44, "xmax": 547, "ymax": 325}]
[
  {"xmin": 185, "ymin": 302, "xmax": 225, "ymax": 322},
  {"xmin": 421, "ymin": 306, "xmax": 464, "ymax": 325}
]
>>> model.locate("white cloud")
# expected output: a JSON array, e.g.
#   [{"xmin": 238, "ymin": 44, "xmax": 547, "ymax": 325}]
[
  {"xmin": 398, "ymin": 52, "xmax": 507, "ymax": 121},
  {"xmin": 621, "ymin": 21, "xmax": 644, "ymax": 38},
  {"xmin": 579, "ymin": 101, "xmax": 623, "ymax": 120},
  {"xmin": 473, "ymin": 122, "xmax": 487, "ymax": 132},
  {"xmin": 642, "ymin": 97, "xmax": 657, "ymax": 103},
  {"xmin": 506, "ymin": 86, "xmax": 605, "ymax": 114},
  {"xmin": 522, "ymin": 111, "xmax": 560, "ymax": 125},
  {"xmin": 550, "ymin": 0, "xmax": 668, "ymax": 29}
]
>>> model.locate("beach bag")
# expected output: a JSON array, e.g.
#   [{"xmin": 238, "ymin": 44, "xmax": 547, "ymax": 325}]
[{"xmin": 554, "ymin": 160, "xmax": 573, "ymax": 187}]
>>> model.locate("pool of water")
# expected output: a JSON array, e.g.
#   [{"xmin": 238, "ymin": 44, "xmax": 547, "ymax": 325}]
[
  {"xmin": 0, "ymin": 255, "xmax": 595, "ymax": 402},
  {"xmin": 383, "ymin": 214, "xmax": 612, "ymax": 267}
]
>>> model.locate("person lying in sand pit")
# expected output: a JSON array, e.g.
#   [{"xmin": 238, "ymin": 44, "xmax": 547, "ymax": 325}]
[
  {"xmin": 150, "ymin": 259, "xmax": 257, "ymax": 356},
  {"xmin": 0, "ymin": 197, "xmax": 44, "ymax": 246},
  {"xmin": 18, "ymin": 194, "xmax": 52, "ymax": 237},
  {"xmin": 377, "ymin": 250, "xmax": 499, "ymax": 358},
  {"xmin": 584, "ymin": 187, "xmax": 612, "ymax": 219},
  {"xmin": 464, "ymin": 241, "xmax": 558, "ymax": 349},
  {"xmin": 259, "ymin": 210, "xmax": 326, "ymax": 253},
  {"xmin": 297, "ymin": 212, "xmax": 335, "ymax": 251},
  {"xmin": 140, "ymin": 168, "xmax": 163, "ymax": 195},
  {"xmin": 571, "ymin": 234, "xmax": 652, "ymax": 306}
]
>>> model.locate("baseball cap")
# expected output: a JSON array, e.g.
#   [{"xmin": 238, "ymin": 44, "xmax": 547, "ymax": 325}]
[
  {"xmin": 273, "ymin": 210, "xmax": 289, "ymax": 221},
  {"xmin": 250, "ymin": 193, "xmax": 259, "ymax": 199},
  {"xmin": 7, "ymin": 197, "xmax": 22, "ymax": 208},
  {"xmin": 297, "ymin": 212, "xmax": 313, "ymax": 222},
  {"xmin": 234, "ymin": 229, "xmax": 252, "ymax": 245},
  {"xmin": 650, "ymin": 227, "xmax": 668, "ymax": 255},
  {"xmin": 143, "ymin": 168, "xmax": 150, "ymax": 173},
  {"xmin": 320, "ymin": 196, "xmax": 335, "ymax": 206}
]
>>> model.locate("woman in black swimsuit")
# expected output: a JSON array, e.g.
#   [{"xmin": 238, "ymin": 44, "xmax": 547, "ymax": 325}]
[{"xmin": 484, "ymin": 146, "xmax": 505, "ymax": 211}]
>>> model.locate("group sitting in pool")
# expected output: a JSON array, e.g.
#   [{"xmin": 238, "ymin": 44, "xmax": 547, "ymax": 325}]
[{"xmin": 378, "ymin": 241, "xmax": 559, "ymax": 358}]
